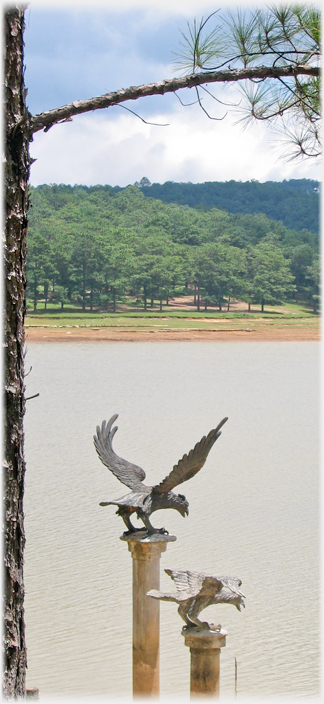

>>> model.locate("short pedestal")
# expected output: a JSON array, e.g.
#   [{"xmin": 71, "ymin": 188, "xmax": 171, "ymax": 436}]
[
  {"xmin": 182, "ymin": 627, "xmax": 227, "ymax": 697},
  {"xmin": 121, "ymin": 532, "xmax": 176, "ymax": 696}
]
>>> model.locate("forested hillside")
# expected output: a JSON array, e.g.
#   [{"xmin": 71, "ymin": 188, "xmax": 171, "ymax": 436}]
[
  {"xmin": 27, "ymin": 183, "xmax": 320, "ymax": 314},
  {"xmin": 137, "ymin": 179, "xmax": 320, "ymax": 234}
]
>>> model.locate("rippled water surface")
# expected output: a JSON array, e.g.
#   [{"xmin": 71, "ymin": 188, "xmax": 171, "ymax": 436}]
[{"xmin": 24, "ymin": 342, "xmax": 320, "ymax": 699}]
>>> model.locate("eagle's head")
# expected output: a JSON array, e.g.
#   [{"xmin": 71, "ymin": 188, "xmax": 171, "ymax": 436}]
[
  {"xmin": 173, "ymin": 492, "xmax": 189, "ymax": 517},
  {"xmin": 235, "ymin": 595, "xmax": 246, "ymax": 611}
]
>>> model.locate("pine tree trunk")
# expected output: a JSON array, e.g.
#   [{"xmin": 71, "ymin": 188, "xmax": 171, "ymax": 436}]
[
  {"xmin": 33, "ymin": 277, "xmax": 37, "ymax": 311},
  {"xmin": 4, "ymin": 7, "xmax": 30, "ymax": 697},
  {"xmin": 82, "ymin": 263, "xmax": 86, "ymax": 311},
  {"xmin": 44, "ymin": 282, "xmax": 48, "ymax": 310}
]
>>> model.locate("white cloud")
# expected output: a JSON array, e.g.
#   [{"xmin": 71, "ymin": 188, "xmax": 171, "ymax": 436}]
[
  {"xmin": 30, "ymin": 105, "xmax": 321, "ymax": 187},
  {"xmin": 27, "ymin": 0, "xmax": 321, "ymax": 187}
]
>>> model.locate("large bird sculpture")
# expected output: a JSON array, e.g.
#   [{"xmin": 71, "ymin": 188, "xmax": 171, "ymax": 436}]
[
  {"xmin": 147, "ymin": 569, "xmax": 245, "ymax": 630},
  {"xmin": 94, "ymin": 414, "xmax": 228, "ymax": 535}
]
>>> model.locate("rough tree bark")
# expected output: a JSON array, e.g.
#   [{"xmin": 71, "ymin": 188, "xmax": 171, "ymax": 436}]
[{"xmin": 3, "ymin": 6, "xmax": 30, "ymax": 698}]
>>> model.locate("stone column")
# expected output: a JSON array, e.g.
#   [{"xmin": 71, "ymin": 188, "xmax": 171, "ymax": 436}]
[
  {"xmin": 121, "ymin": 533, "xmax": 176, "ymax": 696},
  {"xmin": 182, "ymin": 627, "xmax": 227, "ymax": 697}
]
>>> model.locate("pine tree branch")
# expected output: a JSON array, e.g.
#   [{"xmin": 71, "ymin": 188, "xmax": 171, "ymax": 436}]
[{"xmin": 28, "ymin": 64, "xmax": 319, "ymax": 136}]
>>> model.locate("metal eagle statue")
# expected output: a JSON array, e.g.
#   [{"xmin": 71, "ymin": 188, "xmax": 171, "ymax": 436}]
[
  {"xmin": 147, "ymin": 569, "xmax": 245, "ymax": 630},
  {"xmin": 94, "ymin": 414, "xmax": 228, "ymax": 535}
]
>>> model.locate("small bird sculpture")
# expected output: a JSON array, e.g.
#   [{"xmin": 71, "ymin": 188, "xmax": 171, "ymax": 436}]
[
  {"xmin": 147, "ymin": 569, "xmax": 245, "ymax": 630},
  {"xmin": 94, "ymin": 414, "xmax": 228, "ymax": 535}
]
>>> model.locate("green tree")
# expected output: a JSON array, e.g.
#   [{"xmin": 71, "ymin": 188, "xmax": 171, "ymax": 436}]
[
  {"xmin": 71, "ymin": 226, "xmax": 104, "ymax": 311},
  {"xmin": 192, "ymin": 242, "xmax": 247, "ymax": 311},
  {"xmin": 26, "ymin": 232, "xmax": 53, "ymax": 311},
  {"xmin": 152, "ymin": 251, "xmax": 187, "ymax": 309},
  {"xmin": 249, "ymin": 241, "xmax": 296, "ymax": 311},
  {"xmin": 288, "ymin": 243, "xmax": 314, "ymax": 302},
  {"xmin": 52, "ymin": 230, "xmax": 75, "ymax": 305},
  {"xmin": 101, "ymin": 239, "xmax": 134, "ymax": 312},
  {"xmin": 305, "ymin": 256, "xmax": 320, "ymax": 313},
  {"xmin": 50, "ymin": 285, "xmax": 69, "ymax": 311}
]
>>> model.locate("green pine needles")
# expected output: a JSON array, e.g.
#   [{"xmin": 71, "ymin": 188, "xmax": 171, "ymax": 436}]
[{"xmin": 173, "ymin": 4, "xmax": 321, "ymax": 159}]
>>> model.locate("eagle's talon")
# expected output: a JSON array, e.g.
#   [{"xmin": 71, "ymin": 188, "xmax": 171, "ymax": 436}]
[
  {"xmin": 122, "ymin": 527, "xmax": 146, "ymax": 536},
  {"xmin": 209, "ymin": 622, "xmax": 222, "ymax": 632}
]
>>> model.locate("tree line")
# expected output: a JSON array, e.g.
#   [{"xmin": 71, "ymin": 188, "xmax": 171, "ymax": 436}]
[
  {"xmin": 137, "ymin": 178, "xmax": 320, "ymax": 235},
  {"xmin": 27, "ymin": 183, "xmax": 320, "ymax": 314}
]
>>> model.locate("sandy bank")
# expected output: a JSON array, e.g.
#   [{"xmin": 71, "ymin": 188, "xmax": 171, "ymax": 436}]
[{"xmin": 25, "ymin": 327, "xmax": 320, "ymax": 342}]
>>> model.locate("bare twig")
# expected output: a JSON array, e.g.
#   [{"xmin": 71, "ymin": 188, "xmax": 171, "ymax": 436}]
[
  {"xmin": 199, "ymin": 84, "xmax": 241, "ymax": 107},
  {"xmin": 117, "ymin": 104, "xmax": 169, "ymax": 126},
  {"xmin": 174, "ymin": 91, "xmax": 199, "ymax": 107},
  {"xmin": 25, "ymin": 393, "xmax": 40, "ymax": 401},
  {"xmin": 195, "ymin": 86, "xmax": 227, "ymax": 120}
]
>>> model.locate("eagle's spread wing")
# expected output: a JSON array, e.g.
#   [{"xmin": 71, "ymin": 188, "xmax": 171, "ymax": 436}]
[
  {"xmin": 164, "ymin": 569, "xmax": 208, "ymax": 600},
  {"xmin": 94, "ymin": 414, "xmax": 146, "ymax": 491},
  {"xmin": 153, "ymin": 417, "xmax": 228, "ymax": 495},
  {"xmin": 148, "ymin": 570, "xmax": 245, "ymax": 605},
  {"xmin": 217, "ymin": 576, "xmax": 246, "ymax": 598}
]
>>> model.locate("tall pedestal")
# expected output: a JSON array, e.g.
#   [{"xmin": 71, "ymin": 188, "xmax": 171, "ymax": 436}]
[
  {"xmin": 121, "ymin": 532, "xmax": 176, "ymax": 696},
  {"xmin": 182, "ymin": 627, "xmax": 227, "ymax": 697}
]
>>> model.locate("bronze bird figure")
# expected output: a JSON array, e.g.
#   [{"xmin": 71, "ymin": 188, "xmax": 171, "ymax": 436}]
[
  {"xmin": 94, "ymin": 414, "xmax": 228, "ymax": 535},
  {"xmin": 147, "ymin": 569, "xmax": 245, "ymax": 630}
]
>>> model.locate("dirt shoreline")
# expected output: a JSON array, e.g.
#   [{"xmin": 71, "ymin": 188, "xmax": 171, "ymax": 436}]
[{"xmin": 25, "ymin": 327, "xmax": 320, "ymax": 342}]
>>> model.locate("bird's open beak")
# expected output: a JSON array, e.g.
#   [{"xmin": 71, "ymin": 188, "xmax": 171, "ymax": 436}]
[{"xmin": 184, "ymin": 506, "xmax": 189, "ymax": 516}]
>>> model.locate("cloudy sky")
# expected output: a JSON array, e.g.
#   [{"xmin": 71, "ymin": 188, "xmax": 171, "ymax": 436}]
[{"xmin": 25, "ymin": 0, "xmax": 321, "ymax": 187}]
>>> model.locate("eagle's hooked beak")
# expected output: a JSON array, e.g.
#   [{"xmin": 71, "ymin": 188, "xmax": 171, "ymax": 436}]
[{"xmin": 178, "ymin": 503, "xmax": 189, "ymax": 517}]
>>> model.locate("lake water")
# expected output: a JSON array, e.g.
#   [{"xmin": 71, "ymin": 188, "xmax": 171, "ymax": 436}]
[{"xmin": 24, "ymin": 341, "xmax": 320, "ymax": 700}]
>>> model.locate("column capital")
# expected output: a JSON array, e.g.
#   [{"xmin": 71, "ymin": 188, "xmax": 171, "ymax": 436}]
[
  {"xmin": 182, "ymin": 627, "xmax": 227, "ymax": 650},
  {"xmin": 121, "ymin": 532, "xmax": 176, "ymax": 560}
]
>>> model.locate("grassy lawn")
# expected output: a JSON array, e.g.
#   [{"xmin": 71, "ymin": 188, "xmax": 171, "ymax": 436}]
[{"xmin": 25, "ymin": 301, "xmax": 319, "ymax": 332}]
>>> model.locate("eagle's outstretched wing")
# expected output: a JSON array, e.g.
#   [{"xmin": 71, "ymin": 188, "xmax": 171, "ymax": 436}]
[
  {"xmin": 164, "ymin": 569, "xmax": 206, "ymax": 599},
  {"xmin": 94, "ymin": 414, "xmax": 146, "ymax": 491},
  {"xmin": 147, "ymin": 569, "xmax": 203, "ymax": 602},
  {"xmin": 166, "ymin": 569, "xmax": 225, "ymax": 598},
  {"xmin": 147, "ymin": 570, "xmax": 245, "ymax": 605},
  {"xmin": 217, "ymin": 576, "xmax": 246, "ymax": 598},
  {"xmin": 152, "ymin": 417, "xmax": 228, "ymax": 495}
]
